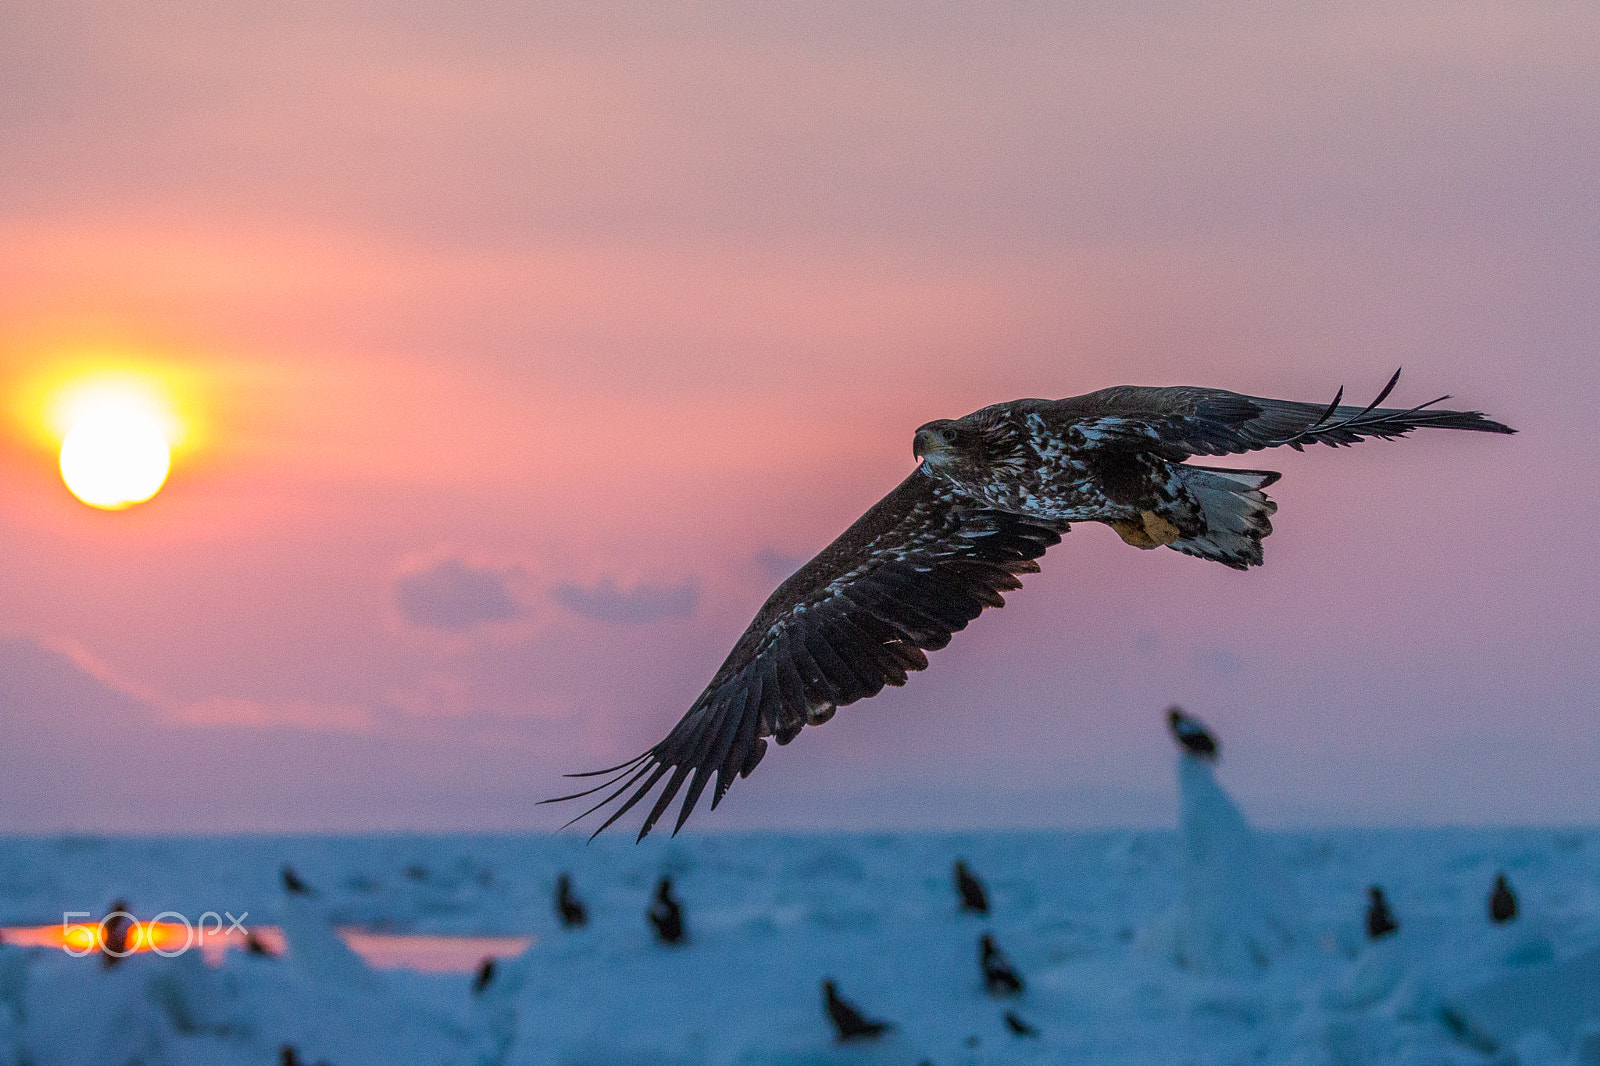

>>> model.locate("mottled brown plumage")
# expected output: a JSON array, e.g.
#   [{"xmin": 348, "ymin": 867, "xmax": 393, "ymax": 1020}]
[{"xmin": 547, "ymin": 372, "xmax": 1513, "ymax": 839}]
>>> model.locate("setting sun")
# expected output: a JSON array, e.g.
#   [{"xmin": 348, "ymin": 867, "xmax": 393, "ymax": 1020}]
[{"xmin": 53, "ymin": 381, "xmax": 176, "ymax": 509}]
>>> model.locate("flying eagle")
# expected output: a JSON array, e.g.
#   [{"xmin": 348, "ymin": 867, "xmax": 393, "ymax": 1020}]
[{"xmin": 548, "ymin": 372, "xmax": 1513, "ymax": 839}]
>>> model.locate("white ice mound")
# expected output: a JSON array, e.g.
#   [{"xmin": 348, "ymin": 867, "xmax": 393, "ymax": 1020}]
[
  {"xmin": 264, "ymin": 893, "xmax": 492, "ymax": 1064},
  {"xmin": 1323, "ymin": 934, "xmax": 1410, "ymax": 1011},
  {"xmin": 1477, "ymin": 919, "xmax": 1556, "ymax": 970},
  {"xmin": 279, "ymin": 891, "xmax": 383, "ymax": 991},
  {"xmin": 1163, "ymin": 754, "xmax": 1306, "ymax": 976},
  {"xmin": 1438, "ymin": 941, "xmax": 1600, "ymax": 1055},
  {"xmin": 25, "ymin": 952, "xmax": 248, "ymax": 1066}
]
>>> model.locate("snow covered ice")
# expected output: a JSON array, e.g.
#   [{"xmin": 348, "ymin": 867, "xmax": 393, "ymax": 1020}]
[{"xmin": 0, "ymin": 820, "xmax": 1596, "ymax": 1063}]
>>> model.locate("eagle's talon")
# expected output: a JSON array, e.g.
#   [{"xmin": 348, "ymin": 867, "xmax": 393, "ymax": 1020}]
[
  {"xmin": 1110, "ymin": 511, "xmax": 1182, "ymax": 548},
  {"xmin": 1110, "ymin": 519, "xmax": 1160, "ymax": 549}
]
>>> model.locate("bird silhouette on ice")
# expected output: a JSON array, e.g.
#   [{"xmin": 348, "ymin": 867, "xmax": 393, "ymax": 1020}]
[
  {"xmin": 555, "ymin": 873, "xmax": 588, "ymax": 929},
  {"xmin": 822, "ymin": 979, "xmax": 893, "ymax": 1042},
  {"xmin": 647, "ymin": 876, "xmax": 686, "ymax": 945},
  {"xmin": 100, "ymin": 899, "xmax": 133, "ymax": 969},
  {"xmin": 953, "ymin": 859, "xmax": 990, "ymax": 915},
  {"xmin": 1489, "ymin": 873, "xmax": 1518, "ymax": 924},
  {"xmin": 471, "ymin": 957, "xmax": 496, "ymax": 994},
  {"xmin": 1366, "ymin": 886, "xmax": 1399, "ymax": 941},
  {"xmin": 1167, "ymin": 706, "xmax": 1219, "ymax": 761},
  {"xmin": 980, "ymin": 934, "xmax": 1025, "ymax": 997},
  {"xmin": 281, "ymin": 866, "xmax": 314, "ymax": 897},
  {"xmin": 1003, "ymin": 1011, "xmax": 1040, "ymax": 1038}
]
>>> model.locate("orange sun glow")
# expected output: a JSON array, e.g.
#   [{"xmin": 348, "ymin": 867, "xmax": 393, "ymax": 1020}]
[{"xmin": 48, "ymin": 377, "xmax": 181, "ymax": 509}]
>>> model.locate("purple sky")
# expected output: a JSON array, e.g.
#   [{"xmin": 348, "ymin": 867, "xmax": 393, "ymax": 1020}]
[{"xmin": 0, "ymin": 0, "xmax": 1596, "ymax": 832}]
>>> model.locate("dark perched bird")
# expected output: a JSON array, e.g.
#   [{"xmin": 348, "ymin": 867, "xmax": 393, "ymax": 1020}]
[
  {"xmin": 1166, "ymin": 706, "xmax": 1219, "ymax": 761},
  {"xmin": 555, "ymin": 873, "xmax": 588, "ymax": 929},
  {"xmin": 471, "ymin": 956, "xmax": 496, "ymax": 994},
  {"xmin": 101, "ymin": 899, "xmax": 133, "ymax": 968},
  {"xmin": 281, "ymin": 866, "xmax": 314, "ymax": 897},
  {"xmin": 980, "ymin": 934, "xmax": 1025, "ymax": 997},
  {"xmin": 647, "ymin": 876, "xmax": 685, "ymax": 945},
  {"xmin": 1004, "ymin": 1011, "xmax": 1040, "ymax": 1038},
  {"xmin": 1489, "ymin": 873, "xmax": 1518, "ymax": 924},
  {"xmin": 1366, "ymin": 885, "xmax": 1399, "ymax": 940},
  {"xmin": 547, "ymin": 373, "xmax": 1512, "ymax": 838},
  {"xmin": 243, "ymin": 929, "xmax": 275, "ymax": 956},
  {"xmin": 822, "ymin": 979, "xmax": 893, "ymax": 1041},
  {"xmin": 279, "ymin": 1046, "xmax": 330, "ymax": 1066},
  {"xmin": 953, "ymin": 859, "xmax": 989, "ymax": 915}
]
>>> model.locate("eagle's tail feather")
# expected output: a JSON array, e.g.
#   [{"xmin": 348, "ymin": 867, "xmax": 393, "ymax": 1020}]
[{"xmin": 1168, "ymin": 466, "xmax": 1280, "ymax": 570}]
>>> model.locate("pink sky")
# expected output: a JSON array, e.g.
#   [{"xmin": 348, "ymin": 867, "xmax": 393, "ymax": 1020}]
[{"xmin": 0, "ymin": 0, "xmax": 1595, "ymax": 832}]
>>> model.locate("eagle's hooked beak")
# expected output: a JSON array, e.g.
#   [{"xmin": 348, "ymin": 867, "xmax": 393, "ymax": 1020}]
[{"xmin": 913, "ymin": 426, "xmax": 943, "ymax": 462}]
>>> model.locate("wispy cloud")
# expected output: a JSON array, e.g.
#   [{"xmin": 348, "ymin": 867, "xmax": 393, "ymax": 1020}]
[
  {"xmin": 394, "ymin": 558, "xmax": 523, "ymax": 630},
  {"xmin": 753, "ymin": 548, "xmax": 805, "ymax": 584},
  {"xmin": 550, "ymin": 576, "xmax": 698, "ymax": 625},
  {"xmin": 1191, "ymin": 647, "xmax": 1245, "ymax": 678},
  {"xmin": 174, "ymin": 697, "xmax": 376, "ymax": 733}
]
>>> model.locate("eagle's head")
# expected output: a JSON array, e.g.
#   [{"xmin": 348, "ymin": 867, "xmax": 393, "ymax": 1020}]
[{"xmin": 913, "ymin": 411, "xmax": 1021, "ymax": 481}]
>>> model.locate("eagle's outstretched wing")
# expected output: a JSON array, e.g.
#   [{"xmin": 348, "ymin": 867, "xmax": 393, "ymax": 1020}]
[
  {"xmin": 544, "ymin": 469, "xmax": 1066, "ymax": 840},
  {"xmin": 1044, "ymin": 369, "xmax": 1515, "ymax": 458}
]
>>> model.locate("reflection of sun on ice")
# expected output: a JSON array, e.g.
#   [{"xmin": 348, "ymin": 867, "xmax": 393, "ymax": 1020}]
[
  {"xmin": 4, "ymin": 919, "xmax": 252, "ymax": 959},
  {"xmin": 54, "ymin": 382, "xmax": 175, "ymax": 509}
]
